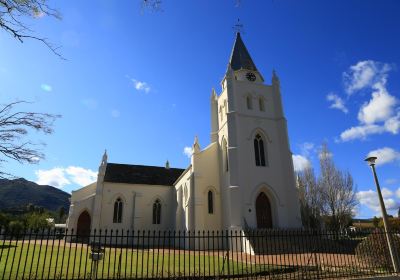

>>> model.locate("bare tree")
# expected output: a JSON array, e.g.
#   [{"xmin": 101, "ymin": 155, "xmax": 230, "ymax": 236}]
[
  {"xmin": 298, "ymin": 167, "xmax": 323, "ymax": 229},
  {"xmin": 141, "ymin": 0, "xmax": 242, "ymax": 12},
  {"xmin": 0, "ymin": 0, "xmax": 62, "ymax": 58},
  {"xmin": 318, "ymin": 143, "xmax": 358, "ymax": 230},
  {"xmin": 0, "ymin": 101, "xmax": 60, "ymax": 177}
]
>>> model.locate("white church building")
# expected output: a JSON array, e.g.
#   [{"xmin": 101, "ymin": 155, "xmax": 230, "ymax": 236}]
[{"xmin": 66, "ymin": 33, "xmax": 302, "ymax": 238}]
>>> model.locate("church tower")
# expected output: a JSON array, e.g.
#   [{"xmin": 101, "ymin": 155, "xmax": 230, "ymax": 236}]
[{"xmin": 213, "ymin": 33, "xmax": 301, "ymax": 230}]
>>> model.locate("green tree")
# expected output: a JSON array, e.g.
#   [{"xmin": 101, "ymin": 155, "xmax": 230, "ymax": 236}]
[
  {"xmin": 8, "ymin": 220, "xmax": 24, "ymax": 235},
  {"xmin": 373, "ymin": 216, "xmax": 379, "ymax": 228},
  {"xmin": 25, "ymin": 212, "xmax": 52, "ymax": 230}
]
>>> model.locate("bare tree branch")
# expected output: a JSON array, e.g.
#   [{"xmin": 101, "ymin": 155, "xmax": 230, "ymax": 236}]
[
  {"xmin": 0, "ymin": 0, "xmax": 64, "ymax": 59},
  {"xmin": 0, "ymin": 101, "xmax": 61, "ymax": 178}
]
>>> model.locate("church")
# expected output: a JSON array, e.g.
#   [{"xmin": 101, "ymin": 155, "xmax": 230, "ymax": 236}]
[{"xmin": 66, "ymin": 33, "xmax": 302, "ymax": 237}]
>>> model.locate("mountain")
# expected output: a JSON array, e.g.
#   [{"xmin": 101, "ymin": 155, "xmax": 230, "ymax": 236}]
[{"xmin": 0, "ymin": 178, "xmax": 70, "ymax": 212}]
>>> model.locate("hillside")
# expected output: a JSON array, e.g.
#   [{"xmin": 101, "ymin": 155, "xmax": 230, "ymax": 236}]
[{"xmin": 0, "ymin": 178, "xmax": 70, "ymax": 212}]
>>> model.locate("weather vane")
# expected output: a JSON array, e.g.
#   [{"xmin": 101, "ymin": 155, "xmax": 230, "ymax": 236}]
[{"xmin": 232, "ymin": 18, "xmax": 244, "ymax": 34}]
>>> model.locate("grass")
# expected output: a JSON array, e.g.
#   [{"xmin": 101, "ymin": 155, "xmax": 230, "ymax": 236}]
[{"xmin": 0, "ymin": 241, "xmax": 285, "ymax": 279}]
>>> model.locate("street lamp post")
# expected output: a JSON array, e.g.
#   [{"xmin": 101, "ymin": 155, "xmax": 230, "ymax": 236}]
[{"xmin": 365, "ymin": 156, "xmax": 400, "ymax": 273}]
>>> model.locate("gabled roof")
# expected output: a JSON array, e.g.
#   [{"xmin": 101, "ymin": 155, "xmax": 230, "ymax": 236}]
[
  {"xmin": 104, "ymin": 163, "xmax": 185, "ymax": 186},
  {"xmin": 229, "ymin": 32, "xmax": 258, "ymax": 72}
]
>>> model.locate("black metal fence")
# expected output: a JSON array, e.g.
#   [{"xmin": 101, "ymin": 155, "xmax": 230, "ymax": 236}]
[{"xmin": 0, "ymin": 228, "xmax": 399, "ymax": 279}]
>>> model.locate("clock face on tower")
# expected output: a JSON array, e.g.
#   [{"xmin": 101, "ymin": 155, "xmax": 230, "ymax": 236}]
[{"xmin": 246, "ymin": 72, "xmax": 256, "ymax": 82}]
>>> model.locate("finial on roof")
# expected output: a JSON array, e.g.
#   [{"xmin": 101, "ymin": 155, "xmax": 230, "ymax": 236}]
[
  {"xmin": 101, "ymin": 149, "xmax": 108, "ymax": 165},
  {"xmin": 193, "ymin": 136, "xmax": 201, "ymax": 154},
  {"xmin": 165, "ymin": 160, "xmax": 170, "ymax": 169},
  {"xmin": 272, "ymin": 69, "xmax": 280, "ymax": 85},
  {"xmin": 211, "ymin": 88, "xmax": 217, "ymax": 100},
  {"xmin": 232, "ymin": 18, "xmax": 244, "ymax": 34}
]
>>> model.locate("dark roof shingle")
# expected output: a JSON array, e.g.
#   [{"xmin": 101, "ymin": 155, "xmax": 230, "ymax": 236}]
[{"xmin": 104, "ymin": 163, "xmax": 185, "ymax": 186}]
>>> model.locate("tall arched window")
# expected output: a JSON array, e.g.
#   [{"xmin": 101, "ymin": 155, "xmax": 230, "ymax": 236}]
[
  {"xmin": 208, "ymin": 191, "xmax": 214, "ymax": 214},
  {"xmin": 254, "ymin": 134, "xmax": 266, "ymax": 166},
  {"xmin": 246, "ymin": 96, "xmax": 253, "ymax": 110},
  {"xmin": 259, "ymin": 97, "xmax": 265, "ymax": 111},
  {"xmin": 153, "ymin": 199, "xmax": 161, "ymax": 224},
  {"xmin": 113, "ymin": 198, "xmax": 123, "ymax": 223},
  {"xmin": 222, "ymin": 139, "xmax": 229, "ymax": 172},
  {"xmin": 219, "ymin": 106, "xmax": 223, "ymax": 121}
]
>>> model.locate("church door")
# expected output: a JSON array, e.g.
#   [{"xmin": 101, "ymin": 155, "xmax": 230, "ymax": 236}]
[
  {"xmin": 256, "ymin": 192, "xmax": 272, "ymax": 228},
  {"xmin": 77, "ymin": 211, "xmax": 91, "ymax": 241}
]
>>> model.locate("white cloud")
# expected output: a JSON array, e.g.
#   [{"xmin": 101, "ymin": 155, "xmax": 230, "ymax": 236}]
[
  {"xmin": 292, "ymin": 154, "xmax": 311, "ymax": 172},
  {"xmin": 367, "ymin": 147, "xmax": 400, "ymax": 166},
  {"xmin": 396, "ymin": 188, "xmax": 400, "ymax": 199},
  {"xmin": 343, "ymin": 60, "xmax": 391, "ymax": 95},
  {"xmin": 340, "ymin": 124, "xmax": 385, "ymax": 141},
  {"xmin": 130, "ymin": 78, "xmax": 151, "ymax": 93},
  {"xmin": 356, "ymin": 188, "xmax": 399, "ymax": 213},
  {"xmin": 35, "ymin": 167, "xmax": 70, "ymax": 188},
  {"xmin": 35, "ymin": 166, "xmax": 97, "ymax": 188},
  {"xmin": 357, "ymin": 81, "xmax": 397, "ymax": 124},
  {"xmin": 183, "ymin": 146, "xmax": 193, "ymax": 158},
  {"xmin": 65, "ymin": 166, "xmax": 97, "ymax": 186},
  {"xmin": 339, "ymin": 60, "xmax": 400, "ymax": 142},
  {"xmin": 111, "ymin": 109, "xmax": 120, "ymax": 118},
  {"xmin": 326, "ymin": 93, "xmax": 348, "ymax": 113},
  {"xmin": 384, "ymin": 112, "xmax": 400, "ymax": 134},
  {"xmin": 41, "ymin": 84, "xmax": 53, "ymax": 92},
  {"xmin": 300, "ymin": 142, "xmax": 315, "ymax": 157}
]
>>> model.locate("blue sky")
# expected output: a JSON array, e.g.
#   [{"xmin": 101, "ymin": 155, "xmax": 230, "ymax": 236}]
[{"xmin": 0, "ymin": 0, "xmax": 399, "ymax": 218}]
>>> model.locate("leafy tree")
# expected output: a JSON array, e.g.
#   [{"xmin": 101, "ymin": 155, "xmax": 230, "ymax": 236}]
[
  {"xmin": 0, "ymin": 212, "xmax": 10, "ymax": 228},
  {"xmin": 0, "ymin": 0, "xmax": 62, "ymax": 57},
  {"xmin": 378, "ymin": 217, "xmax": 400, "ymax": 231},
  {"xmin": 373, "ymin": 216, "xmax": 379, "ymax": 228},
  {"xmin": 0, "ymin": 101, "xmax": 60, "ymax": 177},
  {"xmin": 25, "ymin": 212, "xmax": 51, "ymax": 230},
  {"xmin": 8, "ymin": 220, "xmax": 24, "ymax": 235}
]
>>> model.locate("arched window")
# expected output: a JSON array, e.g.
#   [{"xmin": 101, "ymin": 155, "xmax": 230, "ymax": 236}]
[
  {"xmin": 246, "ymin": 96, "xmax": 252, "ymax": 109},
  {"xmin": 222, "ymin": 139, "xmax": 229, "ymax": 172},
  {"xmin": 254, "ymin": 134, "xmax": 266, "ymax": 166},
  {"xmin": 224, "ymin": 100, "xmax": 228, "ymax": 115},
  {"xmin": 259, "ymin": 97, "xmax": 265, "ymax": 111},
  {"xmin": 153, "ymin": 199, "xmax": 161, "ymax": 224},
  {"xmin": 208, "ymin": 190, "xmax": 214, "ymax": 214},
  {"xmin": 113, "ymin": 198, "xmax": 123, "ymax": 223},
  {"xmin": 219, "ymin": 106, "xmax": 223, "ymax": 121}
]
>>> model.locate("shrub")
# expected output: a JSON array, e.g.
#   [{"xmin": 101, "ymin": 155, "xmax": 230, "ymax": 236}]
[
  {"xmin": 355, "ymin": 230, "xmax": 400, "ymax": 269},
  {"xmin": 8, "ymin": 220, "xmax": 24, "ymax": 235}
]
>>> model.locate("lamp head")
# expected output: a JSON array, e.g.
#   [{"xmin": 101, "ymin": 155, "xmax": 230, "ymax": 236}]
[{"xmin": 365, "ymin": 156, "xmax": 377, "ymax": 166}]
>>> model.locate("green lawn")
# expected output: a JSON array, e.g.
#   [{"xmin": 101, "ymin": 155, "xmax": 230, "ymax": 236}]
[{"xmin": 0, "ymin": 241, "xmax": 284, "ymax": 279}]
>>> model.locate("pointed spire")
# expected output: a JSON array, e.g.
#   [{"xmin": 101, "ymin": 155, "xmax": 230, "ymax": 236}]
[
  {"xmin": 272, "ymin": 69, "xmax": 280, "ymax": 87},
  {"xmin": 101, "ymin": 149, "xmax": 108, "ymax": 165},
  {"xmin": 210, "ymin": 88, "xmax": 217, "ymax": 101},
  {"xmin": 165, "ymin": 160, "xmax": 170, "ymax": 169},
  {"xmin": 229, "ymin": 33, "xmax": 258, "ymax": 72}
]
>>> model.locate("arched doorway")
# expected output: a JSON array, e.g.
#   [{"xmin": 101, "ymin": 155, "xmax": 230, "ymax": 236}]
[
  {"xmin": 256, "ymin": 192, "xmax": 272, "ymax": 228},
  {"xmin": 77, "ymin": 211, "xmax": 91, "ymax": 241}
]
